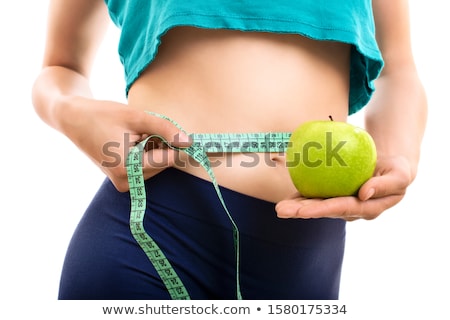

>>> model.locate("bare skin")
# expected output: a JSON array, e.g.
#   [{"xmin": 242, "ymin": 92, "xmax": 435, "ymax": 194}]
[
  {"xmin": 32, "ymin": 0, "xmax": 427, "ymax": 221},
  {"xmin": 128, "ymin": 27, "xmax": 351, "ymax": 202}
]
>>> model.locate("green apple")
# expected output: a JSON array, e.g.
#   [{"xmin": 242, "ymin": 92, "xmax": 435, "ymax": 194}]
[{"xmin": 286, "ymin": 117, "xmax": 377, "ymax": 198}]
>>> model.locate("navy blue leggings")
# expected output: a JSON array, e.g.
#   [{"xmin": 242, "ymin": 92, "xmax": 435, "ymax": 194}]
[{"xmin": 58, "ymin": 168, "xmax": 346, "ymax": 300}]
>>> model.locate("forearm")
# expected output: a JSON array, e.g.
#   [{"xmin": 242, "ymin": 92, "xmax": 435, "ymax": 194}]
[
  {"xmin": 365, "ymin": 69, "xmax": 427, "ymax": 180},
  {"xmin": 31, "ymin": 66, "xmax": 94, "ymax": 135}
]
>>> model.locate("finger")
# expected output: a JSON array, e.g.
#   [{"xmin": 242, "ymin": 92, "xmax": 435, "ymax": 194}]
[
  {"xmin": 141, "ymin": 148, "xmax": 178, "ymax": 179},
  {"xmin": 275, "ymin": 197, "xmax": 321, "ymax": 218},
  {"xmin": 130, "ymin": 111, "xmax": 192, "ymax": 148},
  {"xmin": 277, "ymin": 194, "xmax": 403, "ymax": 220},
  {"xmin": 358, "ymin": 156, "xmax": 413, "ymax": 201},
  {"xmin": 293, "ymin": 196, "xmax": 371, "ymax": 220},
  {"xmin": 358, "ymin": 173, "xmax": 409, "ymax": 201},
  {"xmin": 276, "ymin": 196, "xmax": 351, "ymax": 219}
]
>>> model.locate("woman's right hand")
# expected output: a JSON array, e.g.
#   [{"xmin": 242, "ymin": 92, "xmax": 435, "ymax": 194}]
[
  {"xmin": 32, "ymin": 0, "xmax": 193, "ymax": 192},
  {"xmin": 57, "ymin": 96, "xmax": 192, "ymax": 192}
]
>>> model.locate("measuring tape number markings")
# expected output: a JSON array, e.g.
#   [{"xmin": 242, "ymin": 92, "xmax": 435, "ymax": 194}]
[{"xmin": 126, "ymin": 112, "xmax": 291, "ymax": 299}]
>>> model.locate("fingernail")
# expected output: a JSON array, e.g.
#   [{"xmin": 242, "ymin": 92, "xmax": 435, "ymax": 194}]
[
  {"xmin": 277, "ymin": 211, "xmax": 291, "ymax": 219},
  {"xmin": 275, "ymin": 205, "xmax": 291, "ymax": 219},
  {"xmin": 174, "ymin": 133, "xmax": 192, "ymax": 147},
  {"xmin": 276, "ymin": 206, "xmax": 299, "ymax": 219},
  {"xmin": 364, "ymin": 188, "xmax": 375, "ymax": 201}
]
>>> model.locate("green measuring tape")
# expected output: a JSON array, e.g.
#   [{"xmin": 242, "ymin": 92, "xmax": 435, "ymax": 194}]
[{"xmin": 126, "ymin": 112, "xmax": 291, "ymax": 299}]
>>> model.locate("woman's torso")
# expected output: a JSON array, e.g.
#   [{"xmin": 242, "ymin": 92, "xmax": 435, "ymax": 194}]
[{"xmin": 127, "ymin": 27, "xmax": 351, "ymax": 202}]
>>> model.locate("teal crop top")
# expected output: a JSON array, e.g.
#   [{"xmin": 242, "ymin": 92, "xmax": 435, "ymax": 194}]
[{"xmin": 104, "ymin": 0, "xmax": 384, "ymax": 114}]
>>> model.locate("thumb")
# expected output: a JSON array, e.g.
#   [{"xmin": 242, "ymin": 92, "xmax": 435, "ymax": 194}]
[
  {"xmin": 358, "ymin": 173, "xmax": 408, "ymax": 201},
  {"xmin": 134, "ymin": 111, "xmax": 192, "ymax": 148}
]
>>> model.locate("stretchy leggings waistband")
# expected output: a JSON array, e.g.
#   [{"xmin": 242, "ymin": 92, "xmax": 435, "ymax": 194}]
[{"xmin": 59, "ymin": 168, "xmax": 346, "ymax": 299}]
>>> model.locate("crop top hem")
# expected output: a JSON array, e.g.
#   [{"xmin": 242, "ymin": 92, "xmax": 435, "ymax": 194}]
[{"xmin": 108, "ymin": 4, "xmax": 384, "ymax": 115}]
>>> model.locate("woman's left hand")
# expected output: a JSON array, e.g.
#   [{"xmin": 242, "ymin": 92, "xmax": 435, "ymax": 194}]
[{"xmin": 275, "ymin": 156, "xmax": 414, "ymax": 221}]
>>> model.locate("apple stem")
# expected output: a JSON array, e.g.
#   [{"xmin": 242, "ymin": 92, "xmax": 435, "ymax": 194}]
[{"xmin": 329, "ymin": 115, "xmax": 334, "ymax": 121}]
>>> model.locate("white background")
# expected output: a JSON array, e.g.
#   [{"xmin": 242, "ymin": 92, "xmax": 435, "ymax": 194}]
[{"xmin": 0, "ymin": 1, "xmax": 448, "ymax": 319}]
